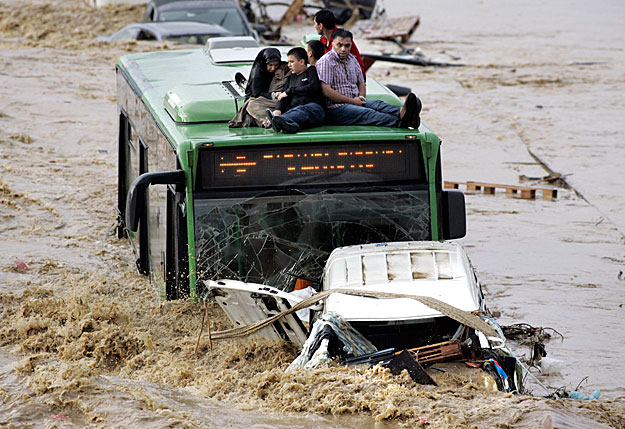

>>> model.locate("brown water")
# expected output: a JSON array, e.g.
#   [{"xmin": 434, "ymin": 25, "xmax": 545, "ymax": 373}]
[{"xmin": 1, "ymin": 0, "xmax": 625, "ymax": 427}]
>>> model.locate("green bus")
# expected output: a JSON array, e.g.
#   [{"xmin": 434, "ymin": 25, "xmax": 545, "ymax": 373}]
[{"xmin": 116, "ymin": 37, "xmax": 466, "ymax": 301}]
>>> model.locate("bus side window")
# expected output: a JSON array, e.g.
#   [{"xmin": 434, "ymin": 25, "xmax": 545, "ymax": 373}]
[
  {"xmin": 127, "ymin": 117, "xmax": 132, "ymax": 147},
  {"xmin": 139, "ymin": 137, "xmax": 148, "ymax": 175},
  {"xmin": 136, "ymin": 137, "xmax": 149, "ymax": 275},
  {"xmin": 118, "ymin": 110, "xmax": 131, "ymax": 238}
]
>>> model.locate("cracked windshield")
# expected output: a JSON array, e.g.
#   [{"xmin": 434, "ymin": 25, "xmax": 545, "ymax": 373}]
[{"xmin": 195, "ymin": 189, "xmax": 430, "ymax": 287}]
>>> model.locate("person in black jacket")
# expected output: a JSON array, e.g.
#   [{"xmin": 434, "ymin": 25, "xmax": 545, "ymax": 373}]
[
  {"xmin": 230, "ymin": 48, "xmax": 289, "ymax": 128},
  {"xmin": 265, "ymin": 47, "xmax": 325, "ymax": 133}
]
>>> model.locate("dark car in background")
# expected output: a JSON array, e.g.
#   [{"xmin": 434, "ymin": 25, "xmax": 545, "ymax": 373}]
[
  {"xmin": 98, "ymin": 21, "xmax": 232, "ymax": 44},
  {"xmin": 142, "ymin": 0, "xmax": 258, "ymax": 39}
]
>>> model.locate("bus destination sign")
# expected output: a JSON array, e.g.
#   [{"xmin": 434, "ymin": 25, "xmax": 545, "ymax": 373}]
[{"xmin": 200, "ymin": 141, "xmax": 423, "ymax": 189}]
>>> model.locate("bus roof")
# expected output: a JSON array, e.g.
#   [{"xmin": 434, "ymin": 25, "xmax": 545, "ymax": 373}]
[{"xmin": 117, "ymin": 44, "xmax": 429, "ymax": 150}]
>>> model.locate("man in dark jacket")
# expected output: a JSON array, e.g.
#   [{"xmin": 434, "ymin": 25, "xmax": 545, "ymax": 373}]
[{"xmin": 266, "ymin": 47, "xmax": 325, "ymax": 133}]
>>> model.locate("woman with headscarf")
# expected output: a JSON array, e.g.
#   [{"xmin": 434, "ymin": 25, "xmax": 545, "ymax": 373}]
[{"xmin": 229, "ymin": 48, "xmax": 290, "ymax": 128}]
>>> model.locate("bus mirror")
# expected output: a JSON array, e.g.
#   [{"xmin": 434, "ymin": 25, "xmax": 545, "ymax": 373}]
[
  {"xmin": 442, "ymin": 189, "xmax": 466, "ymax": 239},
  {"xmin": 126, "ymin": 171, "xmax": 185, "ymax": 232}
]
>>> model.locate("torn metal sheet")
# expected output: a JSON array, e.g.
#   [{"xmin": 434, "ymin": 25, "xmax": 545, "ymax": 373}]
[{"xmin": 206, "ymin": 279, "xmax": 309, "ymax": 348}]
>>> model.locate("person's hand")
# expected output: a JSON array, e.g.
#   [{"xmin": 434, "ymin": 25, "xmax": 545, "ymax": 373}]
[
  {"xmin": 352, "ymin": 96, "xmax": 366, "ymax": 106},
  {"xmin": 277, "ymin": 92, "xmax": 288, "ymax": 100},
  {"xmin": 273, "ymin": 110, "xmax": 282, "ymax": 116}
]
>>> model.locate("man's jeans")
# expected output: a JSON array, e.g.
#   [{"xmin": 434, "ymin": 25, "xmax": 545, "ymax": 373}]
[
  {"xmin": 281, "ymin": 103, "xmax": 326, "ymax": 131},
  {"xmin": 326, "ymin": 100, "xmax": 401, "ymax": 127}
]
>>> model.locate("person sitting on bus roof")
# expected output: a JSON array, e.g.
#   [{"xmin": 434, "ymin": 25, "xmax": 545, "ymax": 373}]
[
  {"xmin": 229, "ymin": 48, "xmax": 290, "ymax": 128},
  {"xmin": 316, "ymin": 29, "xmax": 421, "ymax": 129},
  {"xmin": 306, "ymin": 39, "xmax": 326, "ymax": 66},
  {"xmin": 265, "ymin": 47, "xmax": 325, "ymax": 134},
  {"xmin": 313, "ymin": 9, "xmax": 366, "ymax": 79}
]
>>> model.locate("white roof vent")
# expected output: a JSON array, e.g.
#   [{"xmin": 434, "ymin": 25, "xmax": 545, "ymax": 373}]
[{"xmin": 204, "ymin": 36, "xmax": 259, "ymax": 53}]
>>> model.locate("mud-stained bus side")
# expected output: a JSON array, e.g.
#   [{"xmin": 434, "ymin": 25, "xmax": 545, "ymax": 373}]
[{"xmin": 117, "ymin": 69, "xmax": 187, "ymax": 299}]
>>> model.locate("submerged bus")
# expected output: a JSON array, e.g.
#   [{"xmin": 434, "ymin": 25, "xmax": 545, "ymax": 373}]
[{"xmin": 116, "ymin": 37, "xmax": 466, "ymax": 301}]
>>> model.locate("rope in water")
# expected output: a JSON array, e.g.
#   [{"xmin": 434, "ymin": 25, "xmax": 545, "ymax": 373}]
[{"xmin": 205, "ymin": 288, "xmax": 499, "ymax": 341}]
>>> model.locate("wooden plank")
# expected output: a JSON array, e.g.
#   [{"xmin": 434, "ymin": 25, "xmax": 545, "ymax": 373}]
[
  {"xmin": 466, "ymin": 182, "xmax": 480, "ymax": 191},
  {"xmin": 407, "ymin": 339, "xmax": 463, "ymax": 364},
  {"xmin": 520, "ymin": 188, "xmax": 536, "ymax": 199},
  {"xmin": 483, "ymin": 185, "xmax": 496, "ymax": 195},
  {"xmin": 361, "ymin": 16, "xmax": 420, "ymax": 43},
  {"xmin": 443, "ymin": 180, "xmax": 557, "ymax": 200},
  {"xmin": 279, "ymin": 0, "xmax": 305, "ymax": 27},
  {"xmin": 444, "ymin": 180, "xmax": 463, "ymax": 189},
  {"xmin": 542, "ymin": 188, "xmax": 558, "ymax": 200}
]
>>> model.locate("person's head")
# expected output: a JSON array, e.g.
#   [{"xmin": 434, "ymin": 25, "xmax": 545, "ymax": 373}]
[
  {"xmin": 266, "ymin": 60, "xmax": 280, "ymax": 73},
  {"xmin": 332, "ymin": 28, "xmax": 353, "ymax": 61},
  {"xmin": 287, "ymin": 47, "xmax": 308, "ymax": 74},
  {"xmin": 306, "ymin": 40, "xmax": 326, "ymax": 65},
  {"xmin": 260, "ymin": 48, "xmax": 282, "ymax": 73},
  {"xmin": 313, "ymin": 9, "xmax": 336, "ymax": 35}
]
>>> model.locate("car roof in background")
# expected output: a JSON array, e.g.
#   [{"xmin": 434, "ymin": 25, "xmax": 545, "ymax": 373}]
[
  {"xmin": 131, "ymin": 21, "xmax": 232, "ymax": 37},
  {"xmin": 156, "ymin": 0, "xmax": 240, "ymax": 11},
  {"xmin": 119, "ymin": 21, "xmax": 232, "ymax": 37}
]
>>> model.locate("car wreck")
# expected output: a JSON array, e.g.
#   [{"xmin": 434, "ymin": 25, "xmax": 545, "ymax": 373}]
[{"xmin": 207, "ymin": 241, "xmax": 524, "ymax": 392}]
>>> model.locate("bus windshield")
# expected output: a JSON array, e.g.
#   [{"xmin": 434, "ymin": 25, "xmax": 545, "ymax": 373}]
[{"xmin": 194, "ymin": 188, "xmax": 430, "ymax": 288}]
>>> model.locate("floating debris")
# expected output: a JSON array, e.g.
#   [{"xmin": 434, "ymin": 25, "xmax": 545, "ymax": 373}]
[{"xmin": 445, "ymin": 180, "xmax": 558, "ymax": 200}]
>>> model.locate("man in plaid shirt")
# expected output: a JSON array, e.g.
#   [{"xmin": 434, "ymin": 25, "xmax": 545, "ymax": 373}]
[{"xmin": 316, "ymin": 29, "xmax": 421, "ymax": 128}]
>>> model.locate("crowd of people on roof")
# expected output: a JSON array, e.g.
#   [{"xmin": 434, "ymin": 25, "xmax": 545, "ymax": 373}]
[{"xmin": 229, "ymin": 9, "xmax": 422, "ymax": 134}]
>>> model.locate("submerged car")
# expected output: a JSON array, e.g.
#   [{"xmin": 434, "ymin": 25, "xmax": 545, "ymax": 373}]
[
  {"xmin": 207, "ymin": 241, "xmax": 524, "ymax": 392},
  {"xmin": 98, "ymin": 21, "xmax": 232, "ymax": 44},
  {"xmin": 87, "ymin": 0, "xmax": 145, "ymax": 6},
  {"xmin": 322, "ymin": 241, "xmax": 486, "ymax": 349},
  {"xmin": 142, "ymin": 0, "xmax": 257, "ymax": 39}
]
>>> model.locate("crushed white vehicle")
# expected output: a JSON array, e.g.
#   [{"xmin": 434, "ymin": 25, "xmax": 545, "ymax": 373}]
[{"xmin": 207, "ymin": 241, "xmax": 523, "ymax": 392}]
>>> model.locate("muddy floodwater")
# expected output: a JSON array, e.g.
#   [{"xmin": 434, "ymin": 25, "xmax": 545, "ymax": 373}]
[{"xmin": 1, "ymin": 0, "xmax": 625, "ymax": 427}]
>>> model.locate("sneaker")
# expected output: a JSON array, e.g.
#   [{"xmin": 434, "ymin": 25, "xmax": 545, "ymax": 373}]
[
  {"xmin": 399, "ymin": 93, "xmax": 417, "ymax": 128},
  {"xmin": 265, "ymin": 109, "xmax": 280, "ymax": 132},
  {"xmin": 273, "ymin": 116, "xmax": 299, "ymax": 134},
  {"xmin": 234, "ymin": 72, "xmax": 247, "ymax": 88},
  {"xmin": 410, "ymin": 95, "xmax": 422, "ymax": 129}
]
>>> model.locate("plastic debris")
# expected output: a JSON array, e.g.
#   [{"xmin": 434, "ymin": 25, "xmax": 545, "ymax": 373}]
[
  {"xmin": 287, "ymin": 286, "xmax": 316, "ymax": 323},
  {"xmin": 14, "ymin": 260, "xmax": 29, "ymax": 272},
  {"xmin": 568, "ymin": 390, "xmax": 600, "ymax": 400}
]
